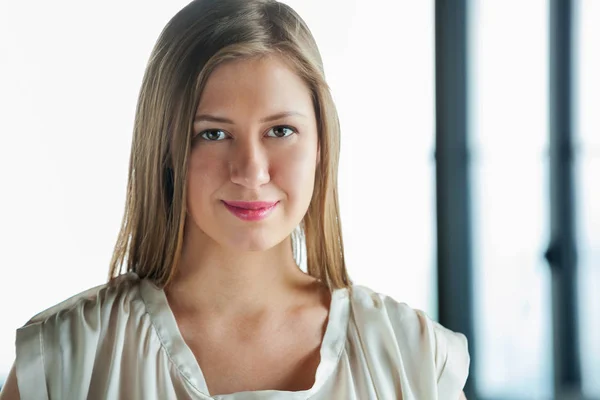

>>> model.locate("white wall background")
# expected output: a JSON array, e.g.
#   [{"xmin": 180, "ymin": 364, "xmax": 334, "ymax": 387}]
[{"xmin": 0, "ymin": 0, "xmax": 437, "ymax": 377}]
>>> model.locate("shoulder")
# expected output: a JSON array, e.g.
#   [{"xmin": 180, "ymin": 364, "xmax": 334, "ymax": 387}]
[
  {"xmin": 14, "ymin": 272, "xmax": 145, "ymax": 399},
  {"xmin": 349, "ymin": 284, "xmax": 470, "ymax": 395},
  {"xmin": 20, "ymin": 272, "xmax": 143, "ymax": 328}
]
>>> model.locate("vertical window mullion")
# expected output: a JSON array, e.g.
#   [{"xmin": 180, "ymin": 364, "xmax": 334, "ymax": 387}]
[
  {"xmin": 435, "ymin": 0, "xmax": 476, "ymax": 397},
  {"xmin": 547, "ymin": 0, "xmax": 582, "ymax": 396}
]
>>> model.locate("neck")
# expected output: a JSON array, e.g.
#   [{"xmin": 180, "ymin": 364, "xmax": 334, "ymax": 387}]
[{"xmin": 164, "ymin": 225, "xmax": 318, "ymax": 319}]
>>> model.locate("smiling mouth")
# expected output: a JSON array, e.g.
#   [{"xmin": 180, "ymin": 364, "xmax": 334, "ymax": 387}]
[{"xmin": 221, "ymin": 200, "xmax": 279, "ymax": 221}]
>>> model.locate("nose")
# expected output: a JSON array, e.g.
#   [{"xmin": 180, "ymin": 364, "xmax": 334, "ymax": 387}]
[{"xmin": 229, "ymin": 138, "xmax": 270, "ymax": 189}]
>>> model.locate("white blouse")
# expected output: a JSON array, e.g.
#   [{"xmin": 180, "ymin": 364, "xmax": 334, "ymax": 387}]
[{"xmin": 14, "ymin": 272, "xmax": 469, "ymax": 399}]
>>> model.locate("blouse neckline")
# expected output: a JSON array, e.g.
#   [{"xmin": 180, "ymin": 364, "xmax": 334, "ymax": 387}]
[{"xmin": 139, "ymin": 276, "xmax": 351, "ymax": 400}]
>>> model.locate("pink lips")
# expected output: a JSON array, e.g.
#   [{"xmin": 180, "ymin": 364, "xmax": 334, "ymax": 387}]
[{"xmin": 222, "ymin": 200, "xmax": 279, "ymax": 221}]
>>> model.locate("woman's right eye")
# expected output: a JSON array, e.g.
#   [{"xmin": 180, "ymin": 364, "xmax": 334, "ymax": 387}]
[{"xmin": 199, "ymin": 129, "xmax": 228, "ymax": 141}]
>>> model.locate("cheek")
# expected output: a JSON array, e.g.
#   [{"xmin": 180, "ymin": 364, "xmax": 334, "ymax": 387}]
[
  {"xmin": 186, "ymin": 150, "xmax": 227, "ymax": 203},
  {"xmin": 272, "ymin": 143, "xmax": 318, "ymax": 199}
]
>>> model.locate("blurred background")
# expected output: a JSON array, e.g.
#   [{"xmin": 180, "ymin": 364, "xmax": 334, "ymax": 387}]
[{"xmin": 0, "ymin": 0, "xmax": 597, "ymax": 398}]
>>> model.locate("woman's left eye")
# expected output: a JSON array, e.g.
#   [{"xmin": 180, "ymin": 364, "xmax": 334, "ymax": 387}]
[{"xmin": 266, "ymin": 126, "xmax": 296, "ymax": 138}]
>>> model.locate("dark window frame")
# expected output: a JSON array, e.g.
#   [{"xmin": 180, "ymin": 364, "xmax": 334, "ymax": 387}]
[{"xmin": 435, "ymin": 0, "xmax": 585, "ymax": 398}]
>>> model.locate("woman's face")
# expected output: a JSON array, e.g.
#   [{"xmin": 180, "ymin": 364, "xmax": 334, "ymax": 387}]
[{"xmin": 186, "ymin": 55, "xmax": 319, "ymax": 251}]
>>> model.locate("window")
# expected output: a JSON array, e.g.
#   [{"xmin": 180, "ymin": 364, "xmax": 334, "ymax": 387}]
[
  {"xmin": 470, "ymin": 0, "xmax": 553, "ymax": 397},
  {"xmin": 575, "ymin": 0, "xmax": 600, "ymax": 397}
]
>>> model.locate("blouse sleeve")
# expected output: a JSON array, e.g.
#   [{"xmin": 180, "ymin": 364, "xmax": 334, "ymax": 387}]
[
  {"xmin": 15, "ymin": 321, "xmax": 50, "ymax": 400},
  {"xmin": 13, "ymin": 281, "xmax": 119, "ymax": 400},
  {"xmin": 432, "ymin": 320, "xmax": 470, "ymax": 396}
]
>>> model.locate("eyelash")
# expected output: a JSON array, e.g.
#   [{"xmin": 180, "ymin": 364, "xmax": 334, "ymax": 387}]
[{"xmin": 196, "ymin": 125, "xmax": 298, "ymax": 142}]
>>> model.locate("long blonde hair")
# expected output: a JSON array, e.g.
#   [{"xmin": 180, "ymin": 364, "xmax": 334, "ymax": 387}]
[{"xmin": 108, "ymin": 0, "xmax": 351, "ymax": 291}]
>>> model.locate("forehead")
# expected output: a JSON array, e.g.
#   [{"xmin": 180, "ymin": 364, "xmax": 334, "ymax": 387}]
[{"xmin": 196, "ymin": 55, "xmax": 314, "ymax": 117}]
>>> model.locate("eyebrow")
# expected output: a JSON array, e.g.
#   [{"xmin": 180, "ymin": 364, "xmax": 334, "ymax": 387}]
[{"xmin": 193, "ymin": 111, "xmax": 307, "ymax": 124}]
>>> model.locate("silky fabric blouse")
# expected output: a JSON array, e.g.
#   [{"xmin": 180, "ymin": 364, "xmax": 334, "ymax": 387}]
[{"xmin": 14, "ymin": 272, "xmax": 469, "ymax": 399}]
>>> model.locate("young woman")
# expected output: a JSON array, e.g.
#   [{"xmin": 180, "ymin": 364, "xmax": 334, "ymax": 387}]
[{"xmin": 1, "ymin": 0, "xmax": 469, "ymax": 398}]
